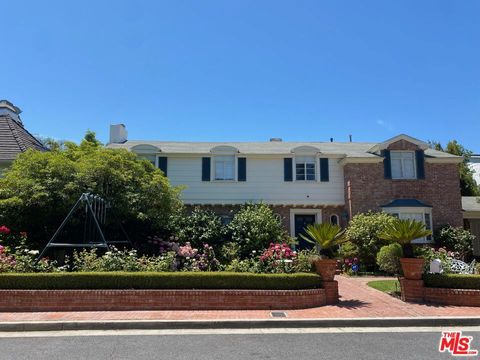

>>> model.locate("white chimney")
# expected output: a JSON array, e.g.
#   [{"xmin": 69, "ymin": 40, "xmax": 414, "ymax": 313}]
[{"xmin": 109, "ymin": 124, "xmax": 128, "ymax": 144}]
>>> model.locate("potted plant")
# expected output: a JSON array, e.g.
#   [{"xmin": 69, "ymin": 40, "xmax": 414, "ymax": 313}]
[
  {"xmin": 378, "ymin": 219, "xmax": 432, "ymax": 280},
  {"xmin": 299, "ymin": 223, "xmax": 345, "ymax": 281}
]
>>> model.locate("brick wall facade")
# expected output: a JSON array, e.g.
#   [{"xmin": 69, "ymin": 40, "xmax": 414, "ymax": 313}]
[
  {"xmin": 344, "ymin": 141, "xmax": 462, "ymax": 230},
  {"xmin": 0, "ymin": 289, "xmax": 327, "ymax": 312}
]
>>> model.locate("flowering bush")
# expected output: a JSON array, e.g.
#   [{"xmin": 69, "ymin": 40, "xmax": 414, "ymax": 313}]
[
  {"xmin": 257, "ymin": 243, "xmax": 297, "ymax": 274},
  {"xmin": 341, "ymin": 257, "xmax": 360, "ymax": 275},
  {"xmin": 415, "ymin": 246, "xmax": 453, "ymax": 273},
  {"xmin": 0, "ymin": 226, "xmax": 61, "ymax": 273},
  {"xmin": 177, "ymin": 242, "xmax": 219, "ymax": 272}
]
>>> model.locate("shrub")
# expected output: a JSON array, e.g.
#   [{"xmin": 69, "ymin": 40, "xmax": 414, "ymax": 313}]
[
  {"xmin": 171, "ymin": 207, "xmax": 228, "ymax": 249},
  {"xmin": 376, "ymin": 243, "xmax": 403, "ymax": 275},
  {"xmin": 293, "ymin": 249, "xmax": 317, "ymax": 273},
  {"xmin": 228, "ymin": 203, "xmax": 289, "ymax": 257},
  {"xmin": 345, "ymin": 212, "xmax": 396, "ymax": 268},
  {"xmin": 423, "ymin": 274, "xmax": 480, "ymax": 289},
  {"xmin": 257, "ymin": 243, "xmax": 297, "ymax": 274},
  {"xmin": 0, "ymin": 132, "xmax": 182, "ymax": 247},
  {"xmin": 218, "ymin": 242, "xmax": 242, "ymax": 264},
  {"xmin": 415, "ymin": 246, "xmax": 453, "ymax": 273},
  {"xmin": 0, "ymin": 228, "xmax": 62, "ymax": 273},
  {"xmin": 436, "ymin": 226, "xmax": 475, "ymax": 261},
  {"xmin": 224, "ymin": 259, "xmax": 258, "ymax": 273},
  {"xmin": 0, "ymin": 272, "xmax": 322, "ymax": 290}
]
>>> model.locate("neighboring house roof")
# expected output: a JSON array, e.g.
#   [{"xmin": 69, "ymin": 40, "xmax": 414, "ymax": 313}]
[
  {"xmin": 381, "ymin": 199, "xmax": 432, "ymax": 208},
  {"xmin": 469, "ymin": 155, "xmax": 480, "ymax": 185},
  {"xmin": 0, "ymin": 114, "xmax": 47, "ymax": 161},
  {"xmin": 107, "ymin": 139, "xmax": 460, "ymax": 160},
  {"xmin": 462, "ymin": 196, "xmax": 480, "ymax": 213}
]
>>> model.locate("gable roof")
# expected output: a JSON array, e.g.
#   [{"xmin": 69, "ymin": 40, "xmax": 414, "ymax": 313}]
[
  {"xmin": 0, "ymin": 114, "xmax": 47, "ymax": 161},
  {"xmin": 367, "ymin": 134, "xmax": 429, "ymax": 153}
]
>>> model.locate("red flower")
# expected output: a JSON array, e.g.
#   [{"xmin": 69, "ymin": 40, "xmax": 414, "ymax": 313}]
[{"xmin": 0, "ymin": 226, "xmax": 10, "ymax": 235}]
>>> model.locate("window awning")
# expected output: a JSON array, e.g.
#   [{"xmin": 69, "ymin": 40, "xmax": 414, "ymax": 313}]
[{"xmin": 381, "ymin": 199, "xmax": 432, "ymax": 208}]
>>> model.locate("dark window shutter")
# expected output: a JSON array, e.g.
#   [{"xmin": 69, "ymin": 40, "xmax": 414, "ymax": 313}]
[
  {"xmin": 202, "ymin": 157, "xmax": 211, "ymax": 181},
  {"xmin": 382, "ymin": 150, "xmax": 392, "ymax": 179},
  {"xmin": 238, "ymin": 157, "xmax": 246, "ymax": 181},
  {"xmin": 320, "ymin": 158, "xmax": 329, "ymax": 182},
  {"xmin": 158, "ymin": 157, "xmax": 168, "ymax": 176},
  {"xmin": 416, "ymin": 150, "xmax": 425, "ymax": 179},
  {"xmin": 284, "ymin": 158, "xmax": 293, "ymax": 181}
]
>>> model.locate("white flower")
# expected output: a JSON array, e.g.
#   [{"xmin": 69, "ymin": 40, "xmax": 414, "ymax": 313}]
[{"xmin": 27, "ymin": 250, "xmax": 39, "ymax": 256}]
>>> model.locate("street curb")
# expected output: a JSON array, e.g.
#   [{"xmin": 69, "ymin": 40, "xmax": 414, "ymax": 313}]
[{"xmin": 1, "ymin": 317, "xmax": 480, "ymax": 332}]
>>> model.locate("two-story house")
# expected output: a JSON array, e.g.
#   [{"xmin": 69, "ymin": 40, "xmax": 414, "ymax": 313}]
[{"xmin": 107, "ymin": 124, "xmax": 463, "ymax": 246}]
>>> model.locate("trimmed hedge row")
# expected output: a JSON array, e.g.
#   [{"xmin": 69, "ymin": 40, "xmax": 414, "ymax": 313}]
[
  {"xmin": 424, "ymin": 274, "xmax": 480, "ymax": 290},
  {"xmin": 0, "ymin": 272, "xmax": 322, "ymax": 290}
]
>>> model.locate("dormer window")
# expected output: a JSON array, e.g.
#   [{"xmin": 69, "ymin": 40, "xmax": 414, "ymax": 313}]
[
  {"xmin": 214, "ymin": 155, "xmax": 235, "ymax": 180},
  {"xmin": 391, "ymin": 151, "xmax": 416, "ymax": 179},
  {"xmin": 296, "ymin": 156, "xmax": 316, "ymax": 181}
]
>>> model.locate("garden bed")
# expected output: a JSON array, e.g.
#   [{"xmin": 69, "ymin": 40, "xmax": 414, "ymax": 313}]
[{"xmin": 0, "ymin": 272, "xmax": 329, "ymax": 311}]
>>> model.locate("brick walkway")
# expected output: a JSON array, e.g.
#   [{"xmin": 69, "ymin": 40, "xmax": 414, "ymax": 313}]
[{"xmin": 0, "ymin": 276, "xmax": 478, "ymax": 322}]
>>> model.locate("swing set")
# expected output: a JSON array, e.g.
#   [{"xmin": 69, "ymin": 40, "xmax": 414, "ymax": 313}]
[{"xmin": 37, "ymin": 193, "xmax": 132, "ymax": 261}]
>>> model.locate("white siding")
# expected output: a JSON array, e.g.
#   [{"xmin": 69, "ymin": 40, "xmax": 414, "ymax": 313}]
[{"xmin": 166, "ymin": 155, "xmax": 345, "ymax": 205}]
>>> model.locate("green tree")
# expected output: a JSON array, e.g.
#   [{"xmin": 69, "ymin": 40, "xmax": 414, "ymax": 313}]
[
  {"xmin": 344, "ymin": 211, "xmax": 397, "ymax": 267},
  {"xmin": 0, "ymin": 131, "xmax": 182, "ymax": 247},
  {"xmin": 171, "ymin": 207, "xmax": 228, "ymax": 249},
  {"xmin": 430, "ymin": 140, "xmax": 479, "ymax": 196},
  {"xmin": 228, "ymin": 203, "xmax": 289, "ymax": 258}
]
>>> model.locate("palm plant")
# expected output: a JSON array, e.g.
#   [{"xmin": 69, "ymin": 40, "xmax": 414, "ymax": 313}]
[
  {"xmin": 378, "ymin": 219, "xmax": 432, "ymax": 258},
  {"xmin": 299, "ymin": 223, "xmax": 346, "ymax": 258}
]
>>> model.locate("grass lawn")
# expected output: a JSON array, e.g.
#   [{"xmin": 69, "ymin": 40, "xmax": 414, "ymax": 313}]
[{"xmin": 367, "ymin": 279, "xmax": 400, "ymax": 295}]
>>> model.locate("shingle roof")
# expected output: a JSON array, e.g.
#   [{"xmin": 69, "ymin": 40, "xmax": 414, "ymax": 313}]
[
  {"xmin": 107, "ymin": 139, "xmax": 460, "ymax": 159},
  {"xmin": 381, "ymin": 199, "xmax": 432, "ymax": 208},
  {"xmin": 462, "ymin": 196, "xmax": 480, "ymax": 212},
  {"xmin": 0, "ymin": 115, "xmax": 47, "ymax": 161}
]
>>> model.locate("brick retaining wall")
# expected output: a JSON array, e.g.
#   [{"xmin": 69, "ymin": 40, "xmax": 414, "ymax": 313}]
[
  {"xmin": 0, "ymin": 288, "xmax": 328, "ymax": 312},
  {"xmin": 400, "ymin": 278, "xmax": 480, "ymax": 307}
]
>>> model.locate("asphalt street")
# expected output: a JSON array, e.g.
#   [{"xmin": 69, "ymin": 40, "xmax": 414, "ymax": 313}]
[{"xmin": 0, "ymin": 327, "xmax": 478, "ymax": 360}]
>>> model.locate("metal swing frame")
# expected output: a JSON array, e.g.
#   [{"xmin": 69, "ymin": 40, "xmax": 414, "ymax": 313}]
[{"xmin": 36, "ymin": 193, "xmax": 132, "ymax": 261}]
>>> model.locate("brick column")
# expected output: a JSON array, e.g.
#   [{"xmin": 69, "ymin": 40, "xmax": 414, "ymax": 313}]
[
  {"xmin": 400, "ymin": 278, "xmax": 425, "ymax": 303},
  {"xmin": 323, "ymin": 280, "xmax": 339, "ymax": 305}
]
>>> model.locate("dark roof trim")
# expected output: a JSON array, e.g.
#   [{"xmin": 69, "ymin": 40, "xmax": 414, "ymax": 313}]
[{"xmin": 381, "ymin": 199, "xmax": 432, "ymax": 208}]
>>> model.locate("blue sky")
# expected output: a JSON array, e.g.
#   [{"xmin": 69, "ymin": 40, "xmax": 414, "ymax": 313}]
[{"xmin": 2, "ymin": 0, "xmax": 479, "ymax": 151}]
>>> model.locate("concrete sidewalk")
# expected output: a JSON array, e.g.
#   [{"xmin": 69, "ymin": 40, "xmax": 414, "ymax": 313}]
[{"xmin": 1, "ymin": 276, "xmax": 478, "ymax": 331}]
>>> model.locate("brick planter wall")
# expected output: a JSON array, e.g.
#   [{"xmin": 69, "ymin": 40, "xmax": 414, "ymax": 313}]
[
  {"xmin": 0, "ymin": 288, "xmax": 327, "ymax": 312},
  {"xmin": 424, "ymin": 288, "xmax": 480, "ymax": 307},
  {"xmin": 400, "ymin": 278, "xmax": 480, "ymax": 307},
  {"xmin": 322, "ymin": 280, "xmax": 339, "ymax": 305}
]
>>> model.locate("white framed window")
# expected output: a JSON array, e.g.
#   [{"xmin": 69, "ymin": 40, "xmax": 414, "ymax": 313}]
[
  {"xmin": 295, "ymin": 156, "xmax": 316, "ymax": 181},
  {"xmin": 214, "ymin": 155, "xmax": 235, "ymax": 181},
  {"xmin": 385, "ymin": 208, "xmax": 433, "ymax": 243},
  {"xmin": 138, "ymin": 154, "xmax": 156, "ymax": 167},
  {"xmin": 391, "ymin": 151, "xmax": 416, "ymax": 179}
]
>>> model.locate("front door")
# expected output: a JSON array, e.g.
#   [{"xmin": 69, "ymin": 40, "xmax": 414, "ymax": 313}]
[{"xmin": 294, "ymin": 214, "xmax": 317, "ymax": 249}]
